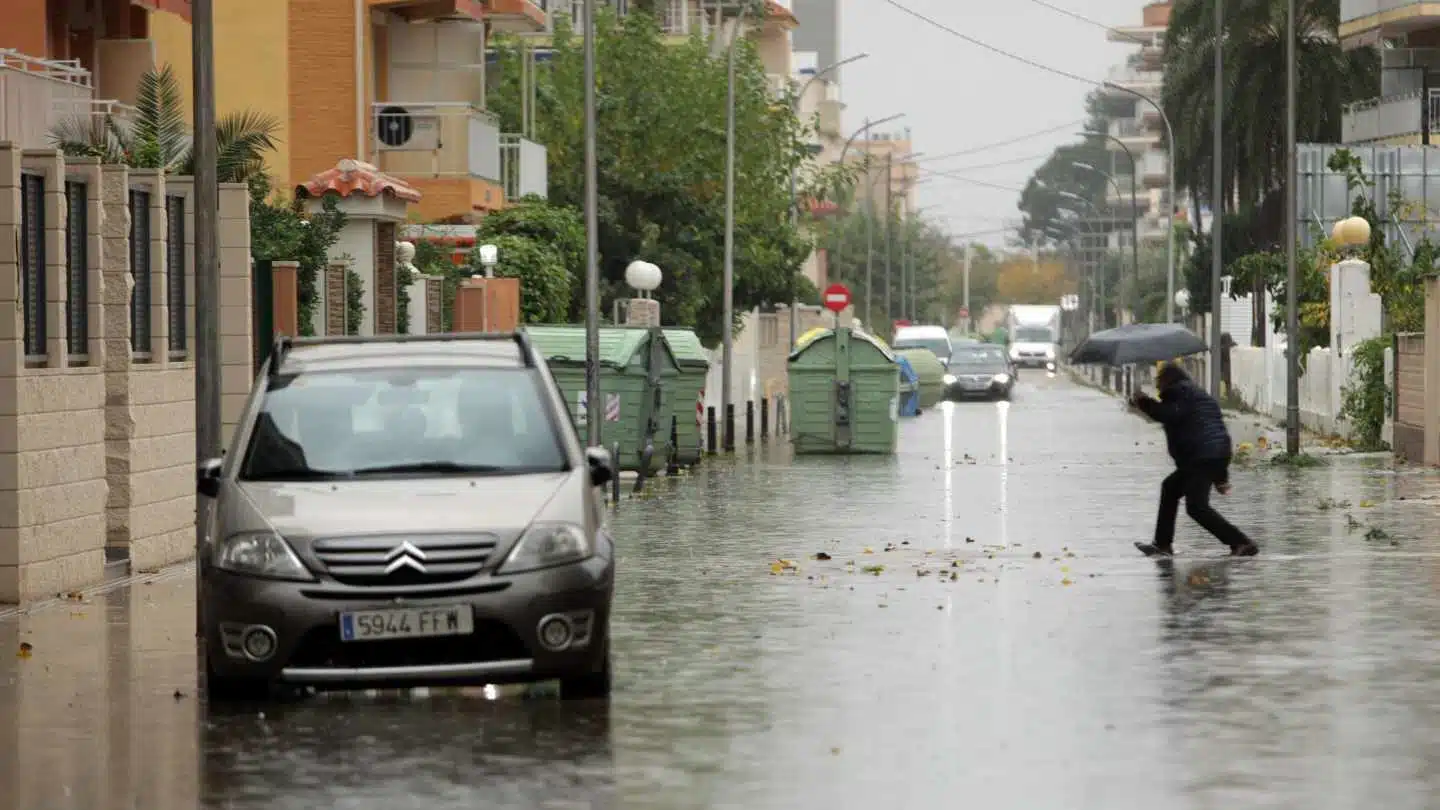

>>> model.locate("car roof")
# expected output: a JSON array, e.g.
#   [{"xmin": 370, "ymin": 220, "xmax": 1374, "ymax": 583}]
[
  {"xmin": 895, "ymin": 325, "xmax": 949, "ymax": 339},
  {"xmin": 278, "ymin": 336, "xmax": 528, "ymax": 375}
]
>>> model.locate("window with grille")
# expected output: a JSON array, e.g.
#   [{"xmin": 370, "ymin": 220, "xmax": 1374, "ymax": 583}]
[
  {"xmin": 166, "ymin": 195, "xmax": 187, "ymax": 355},
  {"xmin": 20, "ymin": 174, "xmax": 46, "ymax": 359},
  {"xmin": 129, "ymin": 189, "xmax": 152, "ymax": 355},
  {"xmin": 65, "ymin": 181, "xmax": 89, "ymax": 357}
]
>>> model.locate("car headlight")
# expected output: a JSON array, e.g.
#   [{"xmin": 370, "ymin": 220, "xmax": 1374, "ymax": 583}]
[
  {"xmin": 942, "ymin": 374, "xmax": 957, "ymax": 385},
  {"xmin": 1044, "ymin": 346, "xmax": 1055, "ymax": 358},
  {"xmin": 497, "ymin": 522, "xmax": 593, "ymax": 575},
  {"xmin": 1008, "ymin": 346, "xmax": 1020, "ymax": 358},
  {"xmin": 215, "ymin": 532, "xmax": 313, "ymax": 581},
  {"xmin": 992, "ymin": 373, "xmax": 1011, "ymax": 385}
]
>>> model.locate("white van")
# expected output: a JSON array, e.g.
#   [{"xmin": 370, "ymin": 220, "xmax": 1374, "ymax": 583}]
[{"xmin": 892, "ymin": 325, "xmax": 954, "ymax": 368}]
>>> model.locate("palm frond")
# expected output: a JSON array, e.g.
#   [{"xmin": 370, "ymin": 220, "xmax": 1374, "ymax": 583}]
[
  {"xmin": 48, "ymin": 115, "xmax": 128, "ymax": 163},
  {"xmin": 133, "ymin": 64, "xmax": 192, "ymax": 170},
  {"xmin": 197, "ymin": 110, "xmax": 282, "ymax": 183}
]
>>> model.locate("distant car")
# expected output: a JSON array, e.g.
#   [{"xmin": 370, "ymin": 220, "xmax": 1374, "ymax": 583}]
[
  {"xmin": 942, "ymin": 345, "xmax": 1015, "ymax": 401},
  {"xmin": 893, "ymin": 325, "xmax": 954, "ymax": 368},
  {"xmin": 197, "ymin": 332, "xmax": 616, "ymax": 701}
]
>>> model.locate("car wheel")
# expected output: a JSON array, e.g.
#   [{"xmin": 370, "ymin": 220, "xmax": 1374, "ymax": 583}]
[
  {"xmin": 560, "ymin": 646, "xmax": 612, "ymax": 700},
  {"xmin": 205, "ymin": 660, "xmax": 270, "ymax": 703}
]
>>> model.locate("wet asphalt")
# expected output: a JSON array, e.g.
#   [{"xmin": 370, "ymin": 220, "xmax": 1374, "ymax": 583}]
[{"xmin": 4, "ymin": 372, "xmax": 1440, "ymax": 809}]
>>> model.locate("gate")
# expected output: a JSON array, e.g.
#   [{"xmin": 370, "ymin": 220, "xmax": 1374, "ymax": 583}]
[
  {"xmin": 252, "ymin": 259, "xmax": 274, "ymax": 375},
  {"xmin": 1394, "ymin": 332, "xmax": 1425, "ymax": 461}
]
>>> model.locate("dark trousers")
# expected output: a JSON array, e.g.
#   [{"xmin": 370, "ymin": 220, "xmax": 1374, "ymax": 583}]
[{"xmin": 1154, "ymin": 459, "xmax": 1252, "ymax": 550}]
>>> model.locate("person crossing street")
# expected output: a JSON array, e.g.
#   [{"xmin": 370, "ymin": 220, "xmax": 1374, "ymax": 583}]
[{"xmin": 1130, "ymin": 363, "xmax": 1259, "ymax": 557}]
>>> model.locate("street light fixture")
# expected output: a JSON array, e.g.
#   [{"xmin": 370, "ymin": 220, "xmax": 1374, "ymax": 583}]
[
  {"xmin": 477, "ymin": 243, "xmax": 499, "ymax": 277},
  {"xmin": 789, "ymin": 52, "xmax": 871, "ymax": 349},
  {"xmin": 1072, "ymin": 159, "xmax": 1139, "ymax": 323},
  {"xmin": 1102, "ymin": 81, "xmax": 1178, "ymax": 324}
]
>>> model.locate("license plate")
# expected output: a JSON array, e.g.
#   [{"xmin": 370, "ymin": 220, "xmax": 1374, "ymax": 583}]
[{"xmin": 339, "ymin": 606, "xmax": 474, "ymax": 642}]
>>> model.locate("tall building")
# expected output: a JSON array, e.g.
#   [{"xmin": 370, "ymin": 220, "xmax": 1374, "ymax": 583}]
[
  {"xmin": 1339, "ymin": 1, "xmax": 1440, "ymax": 145},
  {"xmin": 1094, "ymin": 1, "xmax": 1173, "ymax": 249},
  {"xmin": 791, "ymin": 0, "xmax": 839, "ymax": 80},
  {"xmin": 847, "ymin": 129, "xmax": 920, "ymax": 218}
]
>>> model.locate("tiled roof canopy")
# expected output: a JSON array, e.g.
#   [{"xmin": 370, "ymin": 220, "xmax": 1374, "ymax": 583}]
[
  {"xmin": 766, "ymin": 0, "xmax": 798, "ymax": 26},
  {"xmin": 296, "ymin": 159, "xmax": 423, "ymax": 203}
]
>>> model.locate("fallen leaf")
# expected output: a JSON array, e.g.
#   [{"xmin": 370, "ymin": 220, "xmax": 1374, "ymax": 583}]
[
  {"xmin": 1359, "ymin": 500, "xmax": 1376, "ymax": 508},
  {"xmin": 862, "ymin": 565, "xmax": 884, "ymax": 576},
  {"xmin": 1061, "ymin": 578, "xmax": 1074, "ymax": 586},
  {"xmin": 830, "ymin": 747, "xmax": 841, "ymax": 755},
  {"xmin": 16, "ymin": 642, "xmax": 32, "ymax": 659},
  {"xmin": 862, "ymin": 547, "xmax": 875, "ymax": 554},
  {"xmin": 814, "ymin": 552, "xmax": 832, "ymax": 561},
  {"xmin": 1032, "ymin": 551, "xmax": 1042, "ymax": 559}
]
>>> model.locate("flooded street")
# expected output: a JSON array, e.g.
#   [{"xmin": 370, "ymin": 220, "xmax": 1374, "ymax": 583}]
[{"xmin": 5, "ymin": 373, "xmax": 1440, "ymax": 809}]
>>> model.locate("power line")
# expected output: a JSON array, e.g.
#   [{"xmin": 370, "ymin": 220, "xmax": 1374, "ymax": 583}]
[
  {"xmin": 880, "ymin": 0, "xmax": 1096, "ymax": 86},
  {"xmin": 920, "ymin": 151, "xmax": 1053, "ymax": 173},
  {"xmin": 916, "ymin": 167, "xmax": 1025, "ymax": 193},
  {"xmin": 918, "ymin": 120, "xmax": 1086, "ymax": 164},
  {"xmin": 1019, "ymin": 0, "xmax": 1153, "ymax": 46}
]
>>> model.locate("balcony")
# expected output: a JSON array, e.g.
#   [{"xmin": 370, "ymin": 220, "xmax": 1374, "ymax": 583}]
[
  {"xmin": 499, "ymin": 133, "xmax": 547, "ymax": 200},
  {"xmin": 0, "ymin": 51, "xmax": 96, "ymax": 151},
  {"xmin": 1341, "ymin": 89, "xmax": 1440, "ymax": 143},
  {"xmin": 372, "ymin": 101, "xmax": 501, "ymax": 182},
  {"xmin": 1140, "ymin": 150, "xmax": 1168, "ymax": 186},
  {"xmin": 1101, "ymin": 64, "xmax": 1162, "ymax": 95}
]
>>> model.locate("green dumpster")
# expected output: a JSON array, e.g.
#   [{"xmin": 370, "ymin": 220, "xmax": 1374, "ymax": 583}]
[
  {"xmin": 787, "ymin": 327, "xmax": 900, "ymax": 455},
  {"xmin": 660, "ymin": 328, "xmax": 710, "ymax": 465},
  {"xmin": 897, "ymin": 348, "xmax": 947, "ymax": 409},
  {"xmin": 524, "ymin": 325, "xmax": 680, "ymax": 472}
]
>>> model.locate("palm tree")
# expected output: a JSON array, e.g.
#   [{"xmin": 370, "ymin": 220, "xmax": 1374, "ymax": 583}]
[
  {"xmin": 50, "ymin": 64, "xmax": 280, "ymax": 183},
  {"xmin": 1161, "ymin": 0, "xmax": 1377, "ymax": 229}
]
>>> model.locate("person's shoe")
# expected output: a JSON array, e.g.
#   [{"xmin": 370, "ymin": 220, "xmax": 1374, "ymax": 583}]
[
  {"xmin": 1135, "ymin": 542, "xmax": 1174, "ymax": 557},
  {"xmin": 1230, "ymin": 541, "xmax": 1259, "ymax": 557}
]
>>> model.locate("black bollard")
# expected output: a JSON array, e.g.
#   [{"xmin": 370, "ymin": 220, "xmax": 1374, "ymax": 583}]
[
  {"xmin": 745, "ymin": 400, "xmax": 755, "ymax": 444},
  {"xmin": 724, "ymin": 403, "xmax": 736, "ymax": 451},
  {"xmin": 760, "ymin": 396, "xmax": 769, "ymax": 439},
  {"xmin": 706, "ymin": 406, "xmax": 717, "ymax": 455},
  {"xmin": 610, "ymin": 441, "xmax": 622, "ymax": 504},
  {"xmin": 777, "ymin": 395, "xmax": 787, "ymax": 435},
  {"xmin": 666, "ymin": 415, "xmax": 680, "ymax": 476}
]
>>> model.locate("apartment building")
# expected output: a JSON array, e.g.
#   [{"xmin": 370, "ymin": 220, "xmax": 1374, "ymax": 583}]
[
  {"xmin": 1339, "ymin": 1, "xmax": 1440, "ymax": 145},
  {"xmin": 848, "ymin": 130, "xmax": 920, "ymax": 218},
  {"xmin": 1094, "ymin": 0, "xmax": 1172, "ymax": 249}
]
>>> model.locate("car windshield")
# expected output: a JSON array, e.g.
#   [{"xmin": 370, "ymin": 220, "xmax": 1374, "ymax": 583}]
[
  {"xmin": 952, "ymin": 349, "xmax": 1008, "ymax": 371},
  {"xmin": 894, "ymin": 337, "xmax": 950, "ymax": 358},
  {"xmin": 240, "ymin": 366, "xmax": 567, "ymax": 481},
  {"xmin": 1014, "ymin": 327, "xmax": 1053, "ymax": 343}
]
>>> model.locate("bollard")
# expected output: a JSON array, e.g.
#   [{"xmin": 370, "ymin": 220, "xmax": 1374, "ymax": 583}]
[
  {"xmin": 724, "ymin": 404, "xmax": 736, "ymax": 451},
  {"xmin": 746, "ymin": 400, "xmax": 755, "ymax": 444},
  {"xmin": 760, "ymin": 396, "xmax": 769, "ymax": 439},
  {"xmin": 706, "ymin": 407, "xmax": 717, "ymax": 455},
  {"xmin": 666, "ymin": 415, "xmax": 680, "ymax": 476},
  {"xmin": 777, "ymin": 395, "xmax": 787, "ymax": 435},
  {"xmin": 610, "ymin": 441, "xmax": 622, "ymax": 504}
]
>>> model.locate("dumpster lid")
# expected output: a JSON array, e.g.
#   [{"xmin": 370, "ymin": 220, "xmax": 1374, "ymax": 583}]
[
  {"xmin": 789, "ymin": 327, "xmax": 897, "ymax": 362},
  {"xmin": 660, "ymin": 328, "xmax": 711, "ymax": 368},
  {"xmin": 524, "ymin": 325, "xmax": 678, "ymax": 370},
  {"xmin": 894, "ymin": 354, "xmax": 919, "ymax": 385},
  {"xmin": 896, "ymin": 348, "xmax": 946, "ymax": 384}
]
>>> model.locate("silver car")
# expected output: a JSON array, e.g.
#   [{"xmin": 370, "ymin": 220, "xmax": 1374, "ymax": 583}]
[{"xmin": 196, "ymin": 333, "xmax": 616, "ymax": 700}]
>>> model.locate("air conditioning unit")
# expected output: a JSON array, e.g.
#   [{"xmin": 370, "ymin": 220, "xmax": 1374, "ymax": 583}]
[{"xmin": 375, "ymin": 106, "xmax": 441, "ymax": 151}]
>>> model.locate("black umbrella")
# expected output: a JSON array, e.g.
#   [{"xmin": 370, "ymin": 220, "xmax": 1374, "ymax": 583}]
[{"xmin": 1069, "ymin": 323, "xmax": 1209, "ymax": 366}]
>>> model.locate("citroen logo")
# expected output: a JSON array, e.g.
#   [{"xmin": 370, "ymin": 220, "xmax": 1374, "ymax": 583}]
[{"xmin": 383, "ymin": 541, "xmax": 428, "ymax": 574}]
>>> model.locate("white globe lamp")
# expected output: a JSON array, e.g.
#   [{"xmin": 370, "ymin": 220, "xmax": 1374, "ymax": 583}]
[
  {"xmin": 477, "ymin": 243, "xmax": 499, "ymax": 278},
  {"xmin": 1333, "ymin": 216, "xmax": 1371, "ymax": 247},
  {"xmin": 1174, "ymin": 288, "xmax": 1191, "ymax": 312},
  {"xmin": 625, "ymin": 260, "xmax": 663, "ymax": 298}
]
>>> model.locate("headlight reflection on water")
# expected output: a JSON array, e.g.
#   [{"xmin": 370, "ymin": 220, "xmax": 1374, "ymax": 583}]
[{"xmin": 942, "ymin": 400, "xmax": 954, "ymax": 549}]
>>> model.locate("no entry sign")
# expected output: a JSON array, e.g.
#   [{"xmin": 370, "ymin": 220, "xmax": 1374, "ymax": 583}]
[{"xmin": 822, "ymin": 283, "xmax": 851, "ymax": 313}]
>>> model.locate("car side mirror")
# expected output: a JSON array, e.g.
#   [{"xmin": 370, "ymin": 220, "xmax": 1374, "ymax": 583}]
[
  {"xmin": 197, "ymin": 457, "xmax": 224, "ymax": 499},
  {"xmin": 585, "ymin": 447, "xmax": 614, "ymax": 488}
]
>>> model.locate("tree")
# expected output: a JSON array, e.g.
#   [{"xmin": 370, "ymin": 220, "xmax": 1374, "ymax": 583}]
[
  {"xmin": 475, "ymin": 198, "xmax": 587, "ymax": 319},
  {"xmin": 1161, "ymin": 0, "xmax": 1376, "ymax": 232},
  {"xmin": 994, "ymin": 257, "xmax": 1074, "ymax": 304},
  {"xmin": 819, "ymin": 209, "xmax": 958, "ymax": 332},
  {"xmin": 50, "ymin": 64, "xmax": 280, "ymax": 183},
  {"xmin": 248, "ymin": 174, "xmax": 346, "ymax": 336},
  {"xmin": 463, "ymin": 234, "xmax": 574, "ymax": 325},
  {"xmin": 486, "ymin": 10, "xmax": 810, "ymax": 345}
]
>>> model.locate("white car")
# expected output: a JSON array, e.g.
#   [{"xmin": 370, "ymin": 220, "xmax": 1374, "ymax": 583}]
[{"xmin": 893, "ymin": 325, "xmax": 954, "ymax": 368}]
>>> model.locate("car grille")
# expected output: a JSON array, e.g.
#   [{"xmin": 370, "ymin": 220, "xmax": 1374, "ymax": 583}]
[
  {"xmin": 312, "ymin": 534, "xmax": 499, "ymax": 586},
  {"xmin": 286, "ymin": 620, "xmax": 530, "ymax": 669}
]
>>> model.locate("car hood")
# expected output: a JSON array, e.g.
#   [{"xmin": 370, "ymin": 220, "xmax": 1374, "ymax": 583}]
[{"xmin": 237, "ymin": 473, "xmax": 571, "ymax": 536}]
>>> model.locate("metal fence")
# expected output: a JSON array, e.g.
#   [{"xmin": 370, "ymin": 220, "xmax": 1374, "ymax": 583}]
[{"xmin": 1298, "ymin": 142, "xmax": 1440, "ymax": 256}]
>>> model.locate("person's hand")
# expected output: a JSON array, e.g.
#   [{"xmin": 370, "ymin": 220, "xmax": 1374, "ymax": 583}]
[
  {"xmin": 1216, "ymin": 482, "xmax": 1232, "ymax": 495},
  {"xmin": 1129, "ymin": 391, "xmax": 1150, "ymax": 407}
]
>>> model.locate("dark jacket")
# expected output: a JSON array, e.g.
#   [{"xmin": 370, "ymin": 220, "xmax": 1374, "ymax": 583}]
[{"xmin": 1136, "ymin": 379, "xmax": 1232, "ymax": 466}]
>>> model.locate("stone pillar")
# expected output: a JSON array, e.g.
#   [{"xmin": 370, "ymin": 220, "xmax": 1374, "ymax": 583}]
[
  {"xmin": 1329, "ymin": 258, "xmax": 1382, "ymax": 358},
  {"xmin": 100, "ymin": 162, "xmax": 134, "ymax": 559},
  {"xmin": 1424, "ymin": 276, "xmax": 1440, "ymax": 466},
  {"xmin": 324, "ymin": 262, "xmax": 349, "ymax": 336},
  {"xmin": 404, "ymin": 273, "xmax": 428, "ymax": 334},
  {"xmin": 218, "ymin": 182, "xmax": 253, "ymax": 444},
  {"xmin": 625, "ymin": 297, "xmax": 661, "ymax": 326},
  {"xmin": 425, "ymin": 277, "xmax": 443, "ymax": 333},
  {"xmin": 374, "ymin": 221, "xmax": 397, "ymax": 334}
]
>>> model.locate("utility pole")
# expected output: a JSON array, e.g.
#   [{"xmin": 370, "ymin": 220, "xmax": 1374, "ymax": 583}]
[
  {"xmin": 863, "ymin": 119, "xmax": 873, "ymax": 329},
  {"xmin": 962, "ymin": 241, "xmax": 971, "ymax": 332},
  {"xmin": 721, "ymin": 3, "xmax": 751, "ymax": 451},
  {"xmin": 884, "ymin": 151, "xmax": 894, "ymax": 329},
  {"xmin": 1209, "ymin": 0, "xmax": 1224, "ymax": 397},
  {"xmin": 1284, "ymin": 0, "xmax": 1299, "ymax": 454},
  {"xmin": 583, "ymin": 0, "xmax": 601, "ymax": 447},
  {"xmin": 192, "ymin": 0, "xmax": 219, "ymax": 654}
]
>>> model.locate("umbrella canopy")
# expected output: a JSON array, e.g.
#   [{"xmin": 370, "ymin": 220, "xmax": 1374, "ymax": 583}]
[{"xmin": 1069, "ymin": 323, "xmax": 1209, "ymax": 366}]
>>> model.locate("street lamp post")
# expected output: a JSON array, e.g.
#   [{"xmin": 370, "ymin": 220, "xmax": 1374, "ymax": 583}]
[
  {"xmin": 1072, "ymin": 162, "xmax": 1138, "ymax": 326},
  {"xmin": 1284, "ymin": 0, "xmax": 1300, "ymax": 455},
  {"xmin": 1210, "ymin": 0, "xmax": 1225, "ymax": 397},
  {"xmin": 789, "ymin": 53, "xmax": 869, "ymax": 349},
  {"xmin": 722, "ymin": 1, "xmax": 755, "ymax": 453},
  {"xmin": 1075, "ymin": 131, "xmax": 1142, "ymax": 319},
  {"xmin": 582, "ymin": 0, "xmax": 601, "ymax": 447},
  {"xmin": 1054, "ymin": 188, "xmax": 1109, "ymax": 330},
  {"xmin": 834, "ymin": 115, "xmax": 902, "ymax": 330},
  {"xmin": 1102, "ymin": 81, "xmax": 1178, "ymax": 323}
]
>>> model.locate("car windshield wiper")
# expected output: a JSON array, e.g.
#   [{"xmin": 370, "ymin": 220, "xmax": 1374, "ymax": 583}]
[
  {"xmin": 243, "ymin": 468, "xmax": 353, "ymax": 482},
  {"xmin": 349, "ymin": 462, "xmax": 511, "ymax": 476}
]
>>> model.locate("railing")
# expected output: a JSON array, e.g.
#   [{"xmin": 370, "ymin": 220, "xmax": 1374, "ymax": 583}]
[
  {"xmin": 0, "ymin": 50, "xmax": 96, "ymax": 150},
  {"xmin": 499, "ymin": 133, "xmax": 548, "ymax": 200},
  {"xmin": 1110, "ymin": 118, "xmax": 1151, "ymax": 139},
  {"xmin": 1341, "ymin": 89, "xmax": 1440, "ymax": 143},
  {"xmin": 1104, "ymin": 64, "xmax": 1162, "ymax": 91},
  {"xmin": 372, "ymin": 102, "xmax": 502, "ymax": 182}
]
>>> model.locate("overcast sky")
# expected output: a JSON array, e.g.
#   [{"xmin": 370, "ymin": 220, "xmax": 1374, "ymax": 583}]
[{"xmin": 837, "ymin": 0, "xmax": 1152, "ymax": 247}]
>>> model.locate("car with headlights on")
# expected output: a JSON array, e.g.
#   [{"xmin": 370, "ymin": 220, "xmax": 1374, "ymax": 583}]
[
  {"xmin": 197, "ymin": 332, "xmax": 616, "ymax": 701},
  {"xmin": 942, "ymin": 345, "xmax": 1016, "ymax": 401}
]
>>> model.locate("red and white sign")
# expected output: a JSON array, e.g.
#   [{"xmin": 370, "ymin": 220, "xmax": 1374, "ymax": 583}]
[
  {"xmin": 893, "ymin": 319, "xmax": 911, "ymax": 330},
  {"xmin": 696, "ymin": 389, "xmax": 705, "ymax": 427},
  {"xmin": 604, "ymin": 393, "xmax": 621, "ymax": 422},
  {"xmin": 822, "ymin": 283, "xmax": 851, "ymax": 314},
  {"xmin": 958, "ymin": 306, "xmax": 970, "ymax": 319}
]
